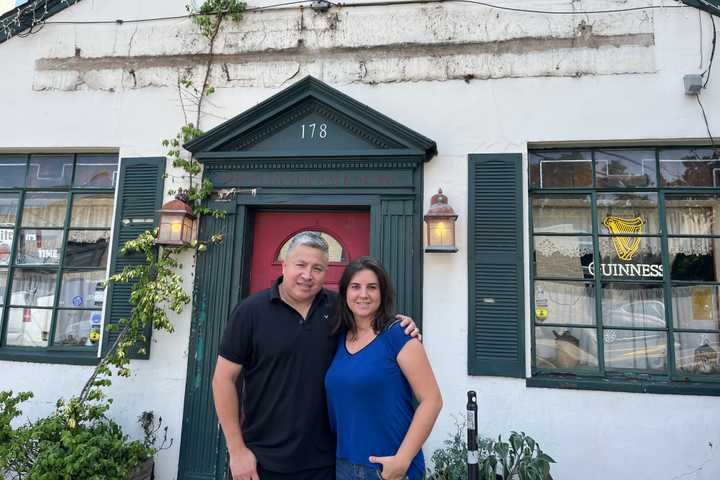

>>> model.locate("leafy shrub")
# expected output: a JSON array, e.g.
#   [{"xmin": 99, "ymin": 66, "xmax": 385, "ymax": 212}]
[
  {"xmin": 479, "ymin": 431, "xmax": 555, "ymax": 480},
  {"xmin": 427, "ymin": 418, "xmax": 555, "ymax": 480},
  {"xmin": 427, "ymin": 418, "xmax": 492, "ymax": 480},
  {"xmin": 0, "ymin": 391, "xmax": 153, "ymax": 480}
]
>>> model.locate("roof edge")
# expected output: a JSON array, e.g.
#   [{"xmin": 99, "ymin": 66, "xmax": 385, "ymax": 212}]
[
  {"xmin": 184, "ymin": 76, "xmax": 437, "ymax": 160},
  {"xmin": 1, "ymin": 0, "xmax": 84, "ymax": 45}
]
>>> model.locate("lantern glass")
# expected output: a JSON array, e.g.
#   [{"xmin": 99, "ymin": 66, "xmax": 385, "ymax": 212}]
[
  {"xmin": 159, "ymin": 212, "xmax": 186, "ymax": 245},
  {"xmin": 426, "ymin": 217, "xmax": 456, "ymax": 248},
  {"xmin": 182, "ymin": 215, "xmax": 195, "ymax": 244}
]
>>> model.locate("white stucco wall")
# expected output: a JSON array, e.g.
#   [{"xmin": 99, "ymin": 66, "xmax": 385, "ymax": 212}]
[{"xmin": 1, "ymin": 1, "xmax": 719, "ymax": 479}]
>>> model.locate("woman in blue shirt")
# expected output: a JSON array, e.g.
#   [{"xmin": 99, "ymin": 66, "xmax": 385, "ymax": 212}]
[{"xmin": 325, "ymin": 256, "xmax": 443, "ymax": 480}]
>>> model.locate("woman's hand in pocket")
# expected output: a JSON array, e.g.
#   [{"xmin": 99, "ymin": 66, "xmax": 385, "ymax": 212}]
[{"xmin": 369, "ymin": 455, "xmax": 409, "ymax": 480}]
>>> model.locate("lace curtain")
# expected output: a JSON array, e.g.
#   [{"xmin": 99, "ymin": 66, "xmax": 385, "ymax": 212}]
[{"xmin": 535, "ymin": 206, "xmax": 719, "ymax": 256}]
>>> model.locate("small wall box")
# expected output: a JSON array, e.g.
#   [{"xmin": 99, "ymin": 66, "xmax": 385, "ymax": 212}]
[{"xmin": 684, "ymin": 74, "xmax": 703, "ymax": 95}]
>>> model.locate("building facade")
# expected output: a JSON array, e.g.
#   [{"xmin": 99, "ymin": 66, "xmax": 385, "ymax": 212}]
[{"xmin": 1, "ymin": 0, "xmax": 719, "ymax": 479}]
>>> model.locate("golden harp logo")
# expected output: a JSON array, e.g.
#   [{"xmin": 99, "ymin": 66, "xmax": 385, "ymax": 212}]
[{"xmin": 602, "ymin": 215, "xmax": 645, "ymax": 261}]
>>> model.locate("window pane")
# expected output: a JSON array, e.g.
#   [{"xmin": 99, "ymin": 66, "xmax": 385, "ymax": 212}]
[
  {"xmin": 5, "ymin": 307, "xmax": 52, "ymax": 347},
  {"xmin": 27, "ymin": 154, "xmax": 73, "ymax": 188},
  {"xmin": 532, "ymin": 195, "xmax": 591, "ymax": 234},
  {"xmin": 675, "ymin": 332, "xmax": 720, "ymax": 375},
  {"xmin": 672, "ymin": 284, "xmax": 720, "ymax": 330},
  {"xmin": 534, "ymin": 235, "xmax": 593, "ymax": 278},
  {"xmin": 17, "ymin": 229, "xmax": 63, "ymax": 265},
  {"xmin": 21, "ymin": 192, "xmax": 68, "ymax": 227},
  {"xmin": 71, "ymin": 194, "xmax": 114, "ymax": 228},
  {"xmin": 54, "ymin": 310, "xmax": 102, "ymax": 347},
  {"xmin": 601, "ymin": 283, "xmax": 665, "ymax": 328},
  {"xmin": 598, "ymin": 236, "xmax": 662, "ymax": 280},
  {"xmin": 595, "ymin": 149, "xmax": 656, "ymax": 188},
  {"xmin": 59, "ymin": 271, "xmax": 106, "ymax": 308},
  {"xmin": 64, "ymin": 230, "xmax": 110, "ymax": 268},
  {"xmin": 276, "ymin": 232, "xmax": 347, "ymax": 263},
  {"xmin": 0, "ymin": 230, "xmax": 12, "ymax": 265},
  {"xmin": 665, "ymin": 194, "xmax": 720, "ymax": 236},
  {"xmin": 0, "ymin": 193, "xmax": 20, "ymax": 226},
  {"xmin": 660, "ymin": 148, "xmax": 720, "ymax": 187},
  {"xmin": 0, "ymin": 269, "xmax": 7, "ymax": 304},
  {"xmin": 535, "ymin": 326, "xmax": 598, "ymax": 370},
  {"xmin": 10, "ymin": 268, "xmax": 57, "ymax": 307},
  {"xmin": 534, "ymin": 281, "xmax": 595, "ymax": 325},
  {"xmin": 604, "ymin": 329, "xmax": 667, "ymax": 371},
  {"xmin": 669, "ymin": 238, "xmax": 719, "ymax": 281},
  {"xmin": 0, "ymin": 155, "xmax": 26, "ymax": 187},
  {"xmin": 529, "ymin": 150, "xmax": 592, "ymax": 188},
  {"xmin": 74, "ymin": 154, "xmax": 118, "ymax": 188},
  {"xmin": 597, "ymin": 193, "xmax": 659, "ymax": 235}
]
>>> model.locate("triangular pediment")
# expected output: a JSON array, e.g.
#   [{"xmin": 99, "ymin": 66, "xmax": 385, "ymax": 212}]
[{"xmin": 185, "ymin": 76, "xmax": 436, "ymax": 161}]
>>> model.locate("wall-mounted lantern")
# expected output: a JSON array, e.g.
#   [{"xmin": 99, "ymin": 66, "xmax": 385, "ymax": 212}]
[
  {"xmin": 424, "ymin": 188, "xmax": 458, "ymax": 253},
  {"xmin": 156, "ymin": 194, "xmax": 197, "ymax": 247}
]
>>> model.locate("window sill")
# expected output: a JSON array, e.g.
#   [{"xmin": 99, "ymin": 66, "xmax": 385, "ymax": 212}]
[
  {"xmin": 0, "ymin": 348, "xmax": 100, "ymax": 366},
  {"xmin": 527, "ymin": 374, "xmax": 720, "ymax": 396}
]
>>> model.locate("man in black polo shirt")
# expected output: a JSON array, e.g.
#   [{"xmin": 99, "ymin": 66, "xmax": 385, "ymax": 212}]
[{"xmin": 212, "ymin": 232, "xmax": 417, "ymax": 480}]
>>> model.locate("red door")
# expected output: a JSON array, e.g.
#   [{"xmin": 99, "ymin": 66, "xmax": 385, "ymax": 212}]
[{"xmin": 249, "ymin": 211, "xmax": 370, "ymax": 294}]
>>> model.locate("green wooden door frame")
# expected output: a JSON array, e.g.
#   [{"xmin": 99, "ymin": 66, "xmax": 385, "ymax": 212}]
[{"xmin": 177, "ymin": 76, "xmax": 436, "ymax": 480}]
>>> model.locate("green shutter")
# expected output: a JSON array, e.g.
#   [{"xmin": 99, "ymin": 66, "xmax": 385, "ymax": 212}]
[
  {"xmin": 379, "ymin": 198, "xmax": 418, "ymax": 320},
  {"xmin": 102, "ymin": 157, "xmax": 166, "ymax": 358},
  {"xmin": 468, "ymin": 154, "xmax": 525, "ymax": 377}
]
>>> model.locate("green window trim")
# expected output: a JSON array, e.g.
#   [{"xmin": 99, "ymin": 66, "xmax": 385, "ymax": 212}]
[
  {"xmin": 0, "ymin": 153, "xmax": 118, "ymax": 363},
  {"xmin": 529, "ymin": 146, "xmax": 720, "ymax": 393},
  {"xmin": 527, "ymin": 375, "xmax": 720, "ymax": 397},
  {"xmin": 0, "ymin": 348, "xmax": 99, "ymax": 366}
]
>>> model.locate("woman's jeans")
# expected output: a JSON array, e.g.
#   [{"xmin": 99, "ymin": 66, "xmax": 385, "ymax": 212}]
[{"xmin": 335, "ymin": 458, "xmax": 419, "ymax": 480}]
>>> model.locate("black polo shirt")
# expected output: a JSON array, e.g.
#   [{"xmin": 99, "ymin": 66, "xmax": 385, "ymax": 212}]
[{"xmin": 218, "ymin": 277, "xmax": 339, "ymax": 473}]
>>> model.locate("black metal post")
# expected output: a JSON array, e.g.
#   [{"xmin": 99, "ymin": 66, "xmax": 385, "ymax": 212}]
[{"xmin": 467, "ymin": 390, "xmax": 478, "ymax": 480}]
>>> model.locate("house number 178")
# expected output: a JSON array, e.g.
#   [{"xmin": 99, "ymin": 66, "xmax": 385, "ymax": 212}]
[{"xmin": 300, "ymin": 123, "xmax": 328, "ymax": 139}]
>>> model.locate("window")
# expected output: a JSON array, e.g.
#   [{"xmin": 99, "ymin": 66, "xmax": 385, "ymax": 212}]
[
  {"xmin": 0, "ymin": 154, "xmax": 117, "ymax": 355},
  {"xmin": 530, "ymin": 147, "xmax": 720, "ymax": 388},
  {"xmin": 275, "ymin": 231, "xmax": 348, "ymax": 263}
]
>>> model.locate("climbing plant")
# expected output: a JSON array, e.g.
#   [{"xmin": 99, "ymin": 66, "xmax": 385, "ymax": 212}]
[{"xmin": 92, "ymin": 0, "xmax": 245, "ymax": 391}]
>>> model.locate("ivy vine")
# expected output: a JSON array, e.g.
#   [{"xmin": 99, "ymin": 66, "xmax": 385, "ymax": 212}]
[{"xmin": 90, "ymin": 0, "xmax": 246, "ymax": 397}]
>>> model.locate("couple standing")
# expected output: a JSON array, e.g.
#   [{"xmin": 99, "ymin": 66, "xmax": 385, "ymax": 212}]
[{"xmin": 212, "ymin": 231, "xmax": 442, "ymax": 480}]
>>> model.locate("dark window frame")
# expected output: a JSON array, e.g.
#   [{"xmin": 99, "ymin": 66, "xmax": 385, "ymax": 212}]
[
  {"xmin": 529, "ymin": 146, "xmax": 720, "ymax": 395},
  {"xmin": 0, "ymin": 153, "xmax": 117, "ymax": 364}
]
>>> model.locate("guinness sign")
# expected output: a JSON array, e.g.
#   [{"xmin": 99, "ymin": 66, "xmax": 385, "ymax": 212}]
[{"xmin": 588, "ymin": 215, "xmax": 663, "ymax": 278}]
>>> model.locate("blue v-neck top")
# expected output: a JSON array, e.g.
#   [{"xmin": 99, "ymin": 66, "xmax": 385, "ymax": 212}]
[{"xmin": 325, "ymin": 322, "xmax": 424, "ymax": 479}]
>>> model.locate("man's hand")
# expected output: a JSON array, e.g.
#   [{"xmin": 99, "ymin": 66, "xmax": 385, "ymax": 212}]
[
  {"xmin": 229, "ymin": 447, "xmax": 259, "ymax": 480},
  {"xmin": 396, "ymin": 314, "xmax": 421, "ymax": 341},
  {"xmin": 369, "ymin": 454, "xmax": 410, "ymax": 480}
]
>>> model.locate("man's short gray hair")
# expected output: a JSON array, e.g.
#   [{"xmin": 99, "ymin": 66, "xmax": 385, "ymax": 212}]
[{"xmin": 286, "ymin": 231, "xmax": 329, "ymax": 259}]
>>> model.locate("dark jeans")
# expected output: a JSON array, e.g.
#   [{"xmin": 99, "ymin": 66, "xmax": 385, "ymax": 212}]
[
  {"xmin": 226, "ymin": 463, "xmax": 334, "ymax": 480},
  {"xmin": 335, "ymin": 458, "xmax": 419, "ymax": 480}
]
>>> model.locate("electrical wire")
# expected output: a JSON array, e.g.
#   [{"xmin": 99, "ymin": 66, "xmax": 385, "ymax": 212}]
[
  {"xmin": 340, "ymin": 0, "xmax": 686, "ymax": 15},
  {"xmin": 32, "ymin": 0, "xmax": 687, "ymax": 26},
  {"xmin": 40, "ymin": 0, "xmax": 316, "ymax": 24},
  {"xmin": 696, "ymin": 94, "xmax": 716, "ymax": 145},
  {"xmin": 699, "ymin": 8, "xmax": 704, "ymax": 69},
  {"xmin": 702, "ymin": 13, "xmax": 717, "ymax": 88}
]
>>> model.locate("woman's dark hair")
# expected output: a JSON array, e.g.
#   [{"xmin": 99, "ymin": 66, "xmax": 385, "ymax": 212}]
[{"xmin": 332, "ymin": 256, "xmax": 396, "ymax": 338}]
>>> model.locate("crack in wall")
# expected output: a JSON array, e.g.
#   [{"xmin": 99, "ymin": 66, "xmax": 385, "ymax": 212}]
[{"xmin": 36, "ymin": 33, "xmax": 654, "ymax": 73}]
